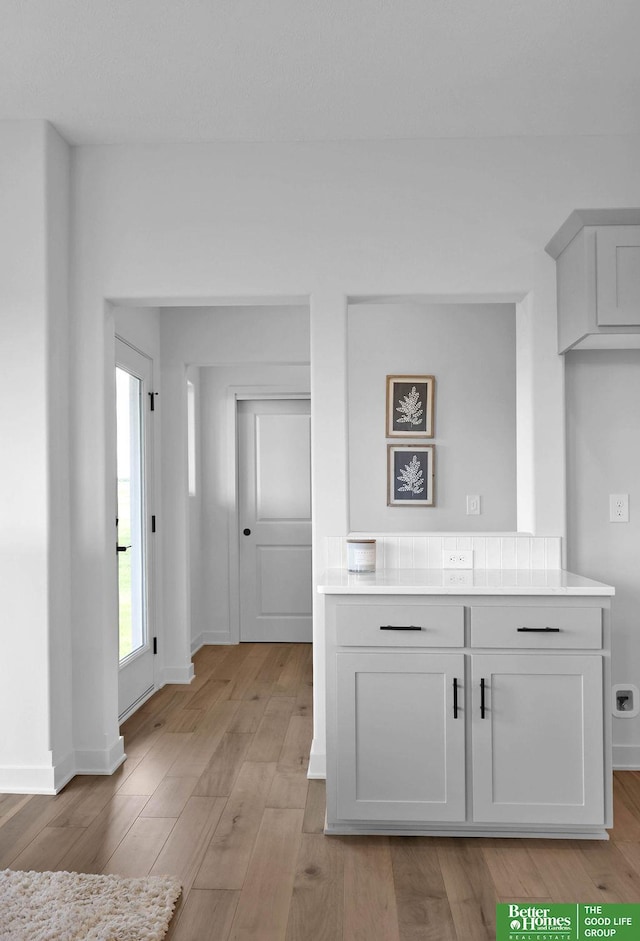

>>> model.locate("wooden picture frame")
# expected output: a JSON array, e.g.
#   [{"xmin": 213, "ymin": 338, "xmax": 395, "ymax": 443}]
[
  {"xmin": 386, "ymin": 375, "xmax": 435, "ymax": 438},
  {"xmin": 387, "ymin": 444, "xmax": 435, "ymax": 506}
]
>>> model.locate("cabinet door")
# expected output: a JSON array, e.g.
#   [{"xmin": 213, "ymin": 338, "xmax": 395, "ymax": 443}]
[
  {"xmin": 335, "ymin": 651, "xmax": 465, "ymax": 822},
  {"xmin": 471, "ymin": 654, "xmax": 604, "ymax": 826},
  {"xmin": 596, "ymin": 225, "xmax": 640, "ymax": 325}
]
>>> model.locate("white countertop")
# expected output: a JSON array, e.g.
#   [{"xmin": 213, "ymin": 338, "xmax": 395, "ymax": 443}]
[{"xmin": 317, "ymin": 568, "xmax": 615, "ymax": 596}]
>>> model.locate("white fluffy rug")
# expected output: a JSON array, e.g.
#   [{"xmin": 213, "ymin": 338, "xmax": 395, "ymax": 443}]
[{"xmin": 0, "ymin": 869, "xmax": 182, "ymax": 941}]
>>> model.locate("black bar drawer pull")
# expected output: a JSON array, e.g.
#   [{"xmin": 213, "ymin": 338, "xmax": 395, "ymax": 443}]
[
  {"xmin": 379, "ymin": 625, "xmax": 423, "ymax": 631},
  {"xmin": 453, "ymin": 677, "xmax": 459, "ymax": 719},
  {"xmin": 517, "ymin": 626, "xmax": 561, "ymax": 633},
  {"xmin": 480, "ymin": 678, "xmax": 486, "ymax": 718}
]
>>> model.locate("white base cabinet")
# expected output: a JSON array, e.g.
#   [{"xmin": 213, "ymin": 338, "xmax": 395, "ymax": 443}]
[
  {"xmin": 324, "ymin": 594, "xmax": 612, "ymax": 839},
  {"xmin": 336, "ymin": 651, "xmax": 465, "ymax": 822}
]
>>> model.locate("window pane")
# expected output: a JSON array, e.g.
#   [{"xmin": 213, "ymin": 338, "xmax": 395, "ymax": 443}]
[{"xmin": 116, "ymin": 367, "xmax": 146, "ymax": 661}]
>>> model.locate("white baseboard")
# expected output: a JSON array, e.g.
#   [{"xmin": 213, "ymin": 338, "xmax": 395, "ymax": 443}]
[
  {"xmin": 0, "ymin": 737, "xmax": 126, "ymax": 794},
  {"xmin": 307, "ymin": 740, "xmax": 326, "ymax": 779},
  {"xmin": 613, "ymin": 744, "xmax": 640, "ymax": 770},
  {"xmin": 160, "ymin": 663, "xmax": 195, "ymax": 685},
  {"xmin": 52, "ymin": 749, "xmax": 77, "ymax": 792},
  {"xmin": 0, "ymin": 762, "xmax": 58, "ymax": 794},
  {"xmin": 191, "ymin": 631, "xmax": 234, "ymax": 655},
  {"xmin": 74, "ymin": 736, "xmax": 126, "ymax": 776}
]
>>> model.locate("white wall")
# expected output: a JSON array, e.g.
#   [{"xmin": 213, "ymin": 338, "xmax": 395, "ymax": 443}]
[
  {"xmin": 347, "ymin": 302, "xmax": 516, "ymax": 531},
  {"xmin": 566, "ymin": 350, "xmax": 640, "ymax": 765},
  {"xmin": 46, "ymin": 124, "xmax": 73, "ymax": 785},
  {"xmin": 2, "ymin": 127, "xmax": 638, "ymax": 790},
  {"xmin": 114, "ymin": 306, "xmax": 162, "ymax": 360},
  {"xmin": 65, "ymin": 134, "xmax": 640, "ymax": 780},
  {"xmin": 0, "ymin": 122, "xmax": 72, "ymax": 792}
]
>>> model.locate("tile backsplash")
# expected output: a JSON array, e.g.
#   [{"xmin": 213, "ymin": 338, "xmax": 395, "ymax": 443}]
[{"xmin": 321, "ymin": 535, "xmax": 562, "ymax": 571}]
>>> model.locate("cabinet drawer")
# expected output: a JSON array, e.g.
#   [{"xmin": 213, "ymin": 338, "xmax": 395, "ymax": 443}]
[
  {"xmin": 335, "ymin": 604, "xmax": 464, "ymax": 647},
  {"xmin": 471, "ymin": 605, "xmax": 602, "ymax": 649}
]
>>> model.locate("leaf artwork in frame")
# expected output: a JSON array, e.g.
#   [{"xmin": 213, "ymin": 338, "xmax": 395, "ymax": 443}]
[
  {"xmin": 397, "ymin": 453, "xmax": 424, "ymax": 494},
  {"xmin": 386, "ymin": 375, "xmax": 435, "ymax": 438},
  {"xmin": 396, "ymin": 386, "xmax": 423, "ymax": 427},
  {"xmin": 387, "ymin": 444, "xmax": 435, "ymax": 506}
]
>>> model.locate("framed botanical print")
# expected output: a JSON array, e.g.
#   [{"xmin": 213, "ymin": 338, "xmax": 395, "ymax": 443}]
[
  {"xmin": 387, "ymin": 444, "xmax": 435, "ymax": 506},
  {"xmin": 386, "ymin": 375, "xmax": 435, "ymax": 438}
]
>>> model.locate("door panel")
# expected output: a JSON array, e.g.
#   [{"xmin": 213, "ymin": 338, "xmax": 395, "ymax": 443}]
[
  {"xmin": 596, "ymin": 225, "xmax": 640, "ymax": 325},
  {"xmin": 256, "ymin": 414, "xmax": 311, "ymax": 520},
  {"xmin": 471, "ymin": 654, "xmax": 604, "ymax": 825},
  {"xmin": 335, "ymin": 651, "xmax": 466, "ymax": 822},
  {"xmin": 115, "ymin": 339, "xmax": 155, "ymax": 720},
  {"xmin": 258, "ymin": 546, "xmax": 313, "ymax": 615},
  {"xmin": 238, "ymin": 399, "xmax": 312, "ymax": 642}
]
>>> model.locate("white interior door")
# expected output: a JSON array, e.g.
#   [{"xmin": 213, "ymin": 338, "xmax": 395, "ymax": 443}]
[
  {"xmin": 238, "ymin": 398, "xmax": 312, "ymax": 642},
  {"xmin": 115, "ymin": 339, "xmax": 155, "ymax": 720}
]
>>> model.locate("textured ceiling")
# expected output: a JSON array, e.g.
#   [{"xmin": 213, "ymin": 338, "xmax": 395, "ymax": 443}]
[{"xmin": 1, "ymin": 0, "xmax": 639, "ymax": 144}]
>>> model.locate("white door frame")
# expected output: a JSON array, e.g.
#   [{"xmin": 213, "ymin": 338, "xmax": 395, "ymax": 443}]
[{"xmin": 225, "ymin": 385, "xmax": 311, "ymax": 645}]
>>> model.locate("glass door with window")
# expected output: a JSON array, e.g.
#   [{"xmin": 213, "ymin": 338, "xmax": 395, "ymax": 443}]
[{"xmin": 115, "ymin": 338, "xmax": 155, "ymax": 721}]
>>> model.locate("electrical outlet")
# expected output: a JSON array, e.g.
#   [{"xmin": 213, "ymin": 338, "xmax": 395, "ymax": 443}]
[
  {"xmin": 444, "ymin": 570, "xmax": 473, "ymax": 587},
  {"xmin": 442, "ymin": 549, "xmax": 473, "ymax": 569},
  {"xmin": 610, "ymin": 493, "xmax": 629, "ymax": 523},
  {"xmin": 466, "ymin": 494, "xmax": 481, "ymax": 515}
]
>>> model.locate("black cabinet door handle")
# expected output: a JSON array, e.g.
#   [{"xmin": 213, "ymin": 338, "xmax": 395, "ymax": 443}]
[
  {"xmin": 379, "ymin": 625, "xmax": 422, "ymax": 631},
  {"xmin": 243, "ymin": 528, "xmax": 251, "ymax": 536},
  {"xmin": 116, "ymin": 545, "xmax": 131, "ymax": 553},
  {"xmin": 517, "ymin": 626, "xmax": 560, "ymax": 633},
  {"xmin": 480, "ymin": 678, "xmax": 486, "ymax": 718},
  {"xmin": 453, "ymin": 677, "xmax": 459, "ymax": 719}
]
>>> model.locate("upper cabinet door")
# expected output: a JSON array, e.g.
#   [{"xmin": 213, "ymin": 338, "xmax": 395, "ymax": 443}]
[{"xmin": 596, "ymin": 225, "xmax": 640, "ymax": 326}]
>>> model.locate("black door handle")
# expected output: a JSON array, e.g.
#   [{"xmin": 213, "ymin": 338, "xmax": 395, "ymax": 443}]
[
  {"xmin": 243, "ymin": 528, "xmax": 251, "ymax": 536},
  {"xmin": 117, "ymin": 545, "xmax": 131, "ymax": 553},
  {"xmin": 480, "ymin": 678, "xmax": 487, "ymax": 718},
  {"xmin": 453, "ymin": 677, "xmax": 459, "ymax": 719}
]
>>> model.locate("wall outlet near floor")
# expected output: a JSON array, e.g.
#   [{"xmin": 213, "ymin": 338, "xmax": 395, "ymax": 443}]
[
  {"xmin": 609, "ymin": 493, "xmax": 629, "ymax": 523},
  {"xmin": 466, "ymin": 494, "xmax": 481, "ymax": 515},
  {"xmin": 442, "ymin": 549, "xmax": 474, "ymax": 569}
]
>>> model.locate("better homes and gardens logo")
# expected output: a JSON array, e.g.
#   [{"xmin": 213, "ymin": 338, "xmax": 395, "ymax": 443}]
[{"xmin": 497, "ymin": 904, "xmax": 640, "ymax": 941}]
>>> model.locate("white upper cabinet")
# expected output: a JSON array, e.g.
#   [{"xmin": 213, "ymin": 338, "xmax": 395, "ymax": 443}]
[
  {"xmin": 595, "ymin": 225, "xmax": 640, "ymax": 326},
  {"xmin": 546, "ymin": 209, "xmax": 640, "ymax": 352}
]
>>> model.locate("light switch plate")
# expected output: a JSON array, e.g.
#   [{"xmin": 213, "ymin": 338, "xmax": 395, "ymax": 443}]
[{"xmin": 466, "ymin": 494, "xmax": 481, "ymax": 515}]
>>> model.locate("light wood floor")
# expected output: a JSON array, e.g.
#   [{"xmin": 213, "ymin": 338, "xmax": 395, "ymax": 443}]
[{"xmin": 3, "ymin": 643, "xmax": 640, "ymax": 940}]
